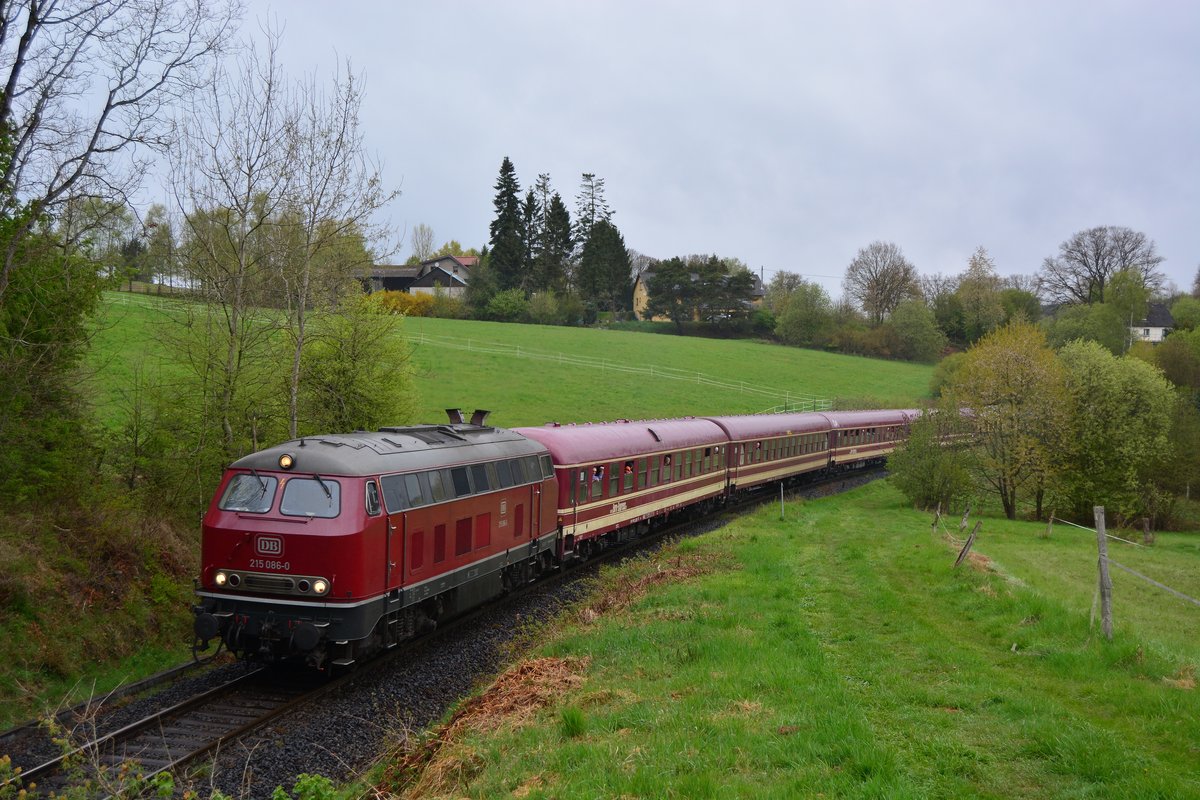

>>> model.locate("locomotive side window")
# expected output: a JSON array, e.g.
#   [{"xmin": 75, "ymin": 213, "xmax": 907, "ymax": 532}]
[
  {"xmin": 365, "ymin": 481, "xmax": 381, "ymax": 516},
  {"xmin": 485, "ymin": 462, "xmax": 500, "ymax": 491},
  {"xmin": 280, "ymin": 478, "xmax": 341, "ymax": 518},
  {"xmin": 428, "ymin": 469, "xmax": 448, "ymax": 503},
  {"xmin": 511, "ymin": 458, "xmax": 527, "ymax": 484},
  {"xmin": 496, "ymin": 459, "xmax": 514, "ymax": 488},
  {"xmin": 404, "ymin": 473, "xmax": 427, "ymax": 508},
  {"xmin": 219, "ymin": 474, "xmax": 277, "ymax": 513},
  {"xmin": 471, "ymin": 464, "xmax": 491, "ymax": 493},
  {"xmin": 540, "ymin": 455, "xmax": 554, "ymax": 479},
  {"xmin": 525, "ymin": 456, "xmax": 542, "ymax": 482},
  {"xmin": 451, "ymin": 467, "xmax": 472, "ymax": 497}
]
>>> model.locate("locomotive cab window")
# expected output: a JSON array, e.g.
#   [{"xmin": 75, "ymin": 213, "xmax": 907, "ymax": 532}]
[
  {"xmin": 219, "ymin": 473, "xmax": 277, "ymax": 513},
  {"xmin": 365, "ymin": 481, "xmax": 381, "ymax": 516},
  {"xmin": 280, "ymin": 477, "xmax": 341, "ymax": 518}
]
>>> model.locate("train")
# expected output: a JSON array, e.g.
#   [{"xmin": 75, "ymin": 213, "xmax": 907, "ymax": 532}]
[{"xmin": 192, "ymin": 407, "xmax": 917, "ymax": 669}]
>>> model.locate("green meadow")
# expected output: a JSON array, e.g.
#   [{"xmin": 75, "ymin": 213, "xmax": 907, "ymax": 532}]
[
  {"xmin": 382, "ymin": 482, "xmax": 1200, "ymax": 799},
  {"xmin": 86, "ymin": 292, "xmax": 934, "ymax": 431}
]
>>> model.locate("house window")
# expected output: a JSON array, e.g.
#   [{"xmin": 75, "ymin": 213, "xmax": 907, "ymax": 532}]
[{"xmin": 1144, "ymin": 328, "xmax": 1150, "ymax": 337}]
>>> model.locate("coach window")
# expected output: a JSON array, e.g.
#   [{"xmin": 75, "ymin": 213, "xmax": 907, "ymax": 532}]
[
  {"xmin": 609, "ymin": 463, "xmax": 620, "ymax": 496},
  {"xmin": 637, "ymin": 458, "xmax": 648, "ymax": 489},
  {"xmin": 451, "ymin": 467, "xmax": 472, "ymax": 497},
  {"xmin": 591, "ymin": 466, "xmax": 604, "ymax": 498},
  {"xmin": 703, "ymin": 447, "xmax": 712, "ymax": 472},
  {"xmin": 365, "ymin": 481, "xmax": 381, "ymax": 516},
  {"xmin": 623, "ymin": 461, "xmax": 635, "ymax": 491}
]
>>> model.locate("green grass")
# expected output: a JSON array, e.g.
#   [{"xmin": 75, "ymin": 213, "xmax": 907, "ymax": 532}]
[
  {"xmin": 85, "ymin": 292, "xmax": 935, "ymax": 431},
  {"xmin": 384, "ymin": 482, "xmax": 1200, "ymax": 799}
]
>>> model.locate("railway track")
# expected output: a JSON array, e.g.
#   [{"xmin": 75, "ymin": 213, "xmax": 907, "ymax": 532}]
[{"xmin": 4, "ymin": 467, "xmax": 883, "ymax": 796}]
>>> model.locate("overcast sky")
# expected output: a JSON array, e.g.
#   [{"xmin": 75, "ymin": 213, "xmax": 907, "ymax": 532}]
[{"xmin": 243, "ymin": 1, "xmax": 1200, "ymax": 299}]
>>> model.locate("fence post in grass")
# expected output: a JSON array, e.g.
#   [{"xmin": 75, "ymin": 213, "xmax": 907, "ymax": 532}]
[
  {"xmin": 1094, "ymin": 506, "xmax": 1114, "ymax": 641},
  {"xmin": 931, "ymin": 502, "xmax": 942, "ymax": 536},
  {"xmin": 955, "ymin": 521, "xmax": 981, "ymax": 567},
  {"xmin": 1042, "ymin": 512, "xmax": 1054, "ymax": 539},
  {"xmin": 959, "ymin": 505, "xmax": 971, "ymax": 535},
  {"xmin": 1142, "ymin": 517, "xmax": 1154, "ymax": 546},
  {"xmin": 780, "ymin": 483, "xmax": 785, "ymax": 520}
]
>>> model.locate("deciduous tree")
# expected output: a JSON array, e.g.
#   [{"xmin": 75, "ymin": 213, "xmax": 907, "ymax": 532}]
[
  {"xmin": 774, "ymin": 280, "xmax": 832, "ymax": 347},
  {"xmin": 950, "ymin": 322, "xmax": 1069, "ymax": 519},
  {"xmin": 843, "ymin": 241, "xmax": 919, "ymax": 326},
  {"xmin": 1037, "ymin": 226, "xmax": 1164, "ymax": 305}
]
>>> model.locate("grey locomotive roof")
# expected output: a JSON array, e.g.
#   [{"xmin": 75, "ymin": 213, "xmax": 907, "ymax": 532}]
[{"xmin": 228, "ymin": 424, "xmax": 548, "ymax": 477}]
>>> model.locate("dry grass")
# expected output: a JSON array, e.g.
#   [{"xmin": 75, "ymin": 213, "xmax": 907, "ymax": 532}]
[
  {"xmin": 377, "ymin": 656, "xmax": 589, "ymax": 799},
  {"xmin": 576, "ymin": 550, "xmax": 733, "ymax": 625},
  {"xmin": 1163, "ymin": 664, "xmax": 1196, "ymax": 690}
]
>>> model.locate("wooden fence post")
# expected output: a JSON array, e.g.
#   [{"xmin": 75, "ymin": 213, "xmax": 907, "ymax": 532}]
[
  {"xmin": 1042, "ymin": 511, "xmax": 1054, "ymax": 539},
  {"xmin": 1142, "ymin": 517, "xmax": 1154, "ymax": 545},
  {"xmin": 931, "ymin": 502, "xmax": 942, "ymax": 536},
  {"xmin": 1094, "ymin": 506, "xmax": 1113, "ymax": 641},
  {"xmin": 959, "ymin": 505, "xmax": 971, "ymax": 535},
  {"xmin": 955, "ymin": 521, "xmax": 981, "ymax": 567}
]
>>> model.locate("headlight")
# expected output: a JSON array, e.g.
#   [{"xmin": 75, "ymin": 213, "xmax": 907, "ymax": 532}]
[
  {"xmin": 279, "ymin": 453, "xmax": 294, "ymax": 469},
  {"xmin": 312, "ymin": 579, "xmax": 328, "ymax": 595},
  {"xmin": 214, "ymin": 571, "xmax": 227, "ymax": 586}
]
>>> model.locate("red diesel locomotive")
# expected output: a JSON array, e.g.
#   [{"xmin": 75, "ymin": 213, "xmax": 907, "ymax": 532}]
[{"xmin": 193, "ymin": 407, "xmax": 915, "ymax": 669}]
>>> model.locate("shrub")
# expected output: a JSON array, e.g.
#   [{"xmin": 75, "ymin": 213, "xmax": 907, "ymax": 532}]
[{"xmin": 485, "ymin": 289, "xmax": 529, "ymax": 322}]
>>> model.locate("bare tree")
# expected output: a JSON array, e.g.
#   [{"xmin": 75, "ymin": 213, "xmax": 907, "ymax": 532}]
[
  {"xmin": 169, "ymin": 33, "xmax": 295, "ymax": 458},
  {"xmin": 0, "ymin": 0, "xmax": 239, "ymax": 301},
  {"xmin": 279, "ymin": 62, "xmax": 399, "ymax": 438},
  {"xmin": 842, "ymin": 240, "xmax": 918, "ymax": 326},
  {"xmin": 919, "ymin": 272, "xmax": 958, "ymax": 305},
  {"xmin": 1002, "ymin": 273, "xmax": 1039, "ymax": 294},
  {"xmin": 1037, "ymin": 225, "xmax": 1165, "ymax": 305},
  {"xmin": 409, "ymin": 223, "xmax": 434, "ymax": 263}
]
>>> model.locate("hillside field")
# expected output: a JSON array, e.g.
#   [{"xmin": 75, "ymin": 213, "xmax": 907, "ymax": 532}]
[
  {"xmin": 86, "ymin": 292, "xmax": 935, "ymax": 431},
  {"xmin": 378, "ymin": 482, "xmax": 1200, "ymax": 799}
]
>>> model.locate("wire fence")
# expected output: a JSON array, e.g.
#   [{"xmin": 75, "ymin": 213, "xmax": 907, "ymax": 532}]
[{"xmin": 407, "ymin": 332, "xmax": 832, "ymax": 413}]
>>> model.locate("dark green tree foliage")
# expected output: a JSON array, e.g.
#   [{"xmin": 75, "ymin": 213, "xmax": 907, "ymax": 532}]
[
  {"xmin": 645, "ymin": 256, "xmax": 699, "ymax": 333},
  {"xmin": 999, "ymin": 288, "xmax": 1041, "ymax": 324},
  {"xmin": 573, "ymin": 172, "xmax": 612, "ymax": 251},
  {"xmin": 535, "ymin": 193, "xmax": 573, "ymax": 293},
  {"xmin": 576, "ymin": 219, "xmax": 631, "ymax": 315},
  {"xmin": 487, "ymin": 157, "xmax": 524, "ymax": 291},
  {"xmin": 520, "ymin": 189, "xmax": 537, "ymax": 292},
  {"xmin": 1043, "ymin": 303, "xmax": 1127, "ymax": 354},
  {"xmin": 699, "ymin": 262, "xmax": 757, "ymax": 325}
]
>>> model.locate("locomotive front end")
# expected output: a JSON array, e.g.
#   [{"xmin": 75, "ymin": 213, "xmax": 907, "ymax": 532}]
[{"xmin": 193, "ymin": 442, "xmax": 387, "ymax": 669}]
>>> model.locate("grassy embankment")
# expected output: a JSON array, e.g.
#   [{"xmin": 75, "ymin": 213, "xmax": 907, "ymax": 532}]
[
  {"xmin": 377, "ymin": 482, "xmax": 1200, "ymax": 799},
  {"xmin": 1, "ymin": 292, "xmax": 934, "ymax": 727},
  {"xmin": 86, "ymin": 292, "xmax": 932, "ymax": 429}
]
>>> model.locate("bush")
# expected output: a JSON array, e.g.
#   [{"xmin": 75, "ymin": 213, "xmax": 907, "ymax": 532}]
[
  {"xmin": 485, "ymin": 289, "xmax": 529, "ymax": 322},
  {"xmin": 888, "ymin": 406, "xmax": 974, "ymax": 511},
  {"xmin": 528, "ymin": 291, "xmax": 565, "ymax": 325},
  {"xmin": 371, "ymin": 290, "xmax": 434, "ymax": 317}
]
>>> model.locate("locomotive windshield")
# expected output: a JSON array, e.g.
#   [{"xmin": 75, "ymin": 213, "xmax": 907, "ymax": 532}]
[
  {"xmin": 218, "ymin": 473, "xmax": 277, "ymax": 513},
  {"xmin": 280, "ymin": 477, "xmax": 341, "ymax": 518}
]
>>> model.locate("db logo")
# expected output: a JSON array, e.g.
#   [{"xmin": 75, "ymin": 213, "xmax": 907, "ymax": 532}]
[{"xmin": 256, "ymin": 536, "xmax": 284, "ymax": 556}]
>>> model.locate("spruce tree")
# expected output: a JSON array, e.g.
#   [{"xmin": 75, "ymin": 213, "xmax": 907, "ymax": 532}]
[
  {"xmin": 577, "ymin": 219, "xmax": 631, "ymax": 316},
  {"xmin": 573, "ymin": 172, "xmax": 612, "ymax": 256},
  {"xmin": 488, "ymin": 157, "xmax": 524, "ymax": 291},
  {"xmin": 520, "ymin": 189, "xmax": 537, "ymax": 293},
  {"xmin": 537, "ymin": 193, "xmax": 573, "ymax": 293}
]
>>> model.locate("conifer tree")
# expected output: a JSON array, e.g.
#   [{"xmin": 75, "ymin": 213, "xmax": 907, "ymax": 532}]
[
  {"xmin": 520, "ymin": 189, "xmax": 537, "ymax": 292},
  {"xmin": 573, "ymin": 172, "xmax": 612, "ymax": 255},
  {"xmin": 488, "ymin": 157, "xmax": 524, "ymax": 291},
  {"xmin": 577, "ymin": 219, "xmax": 631, "ymax": 316},
  {"xmin": 538, "ymin": 193, "xmax": 573, "ymax": 293}
]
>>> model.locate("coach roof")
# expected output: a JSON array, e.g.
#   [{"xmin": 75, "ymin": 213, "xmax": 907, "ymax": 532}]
[
  {"xmin": 228, "ymin": 424, "xmax": 548, "ymax": 476},
  {"xmin": 702, "ymin": 411, "xmax": 831, "ymax": 440},
  {"xmin": 514, "ymin": 417, "xmax": 728, "ymax": 466}
]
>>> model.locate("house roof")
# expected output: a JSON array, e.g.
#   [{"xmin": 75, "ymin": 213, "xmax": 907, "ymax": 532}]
[
  {"xmin": 370, "ymin": 265, "xmax": 420, "ymax": 279},
  {"xmin": 410, "ymin": 265, "xmax": 467, "ymax": 288},
  {"xmin": 1137, "ymin": 302, "xmax": 1174, "ymax": 328}
]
